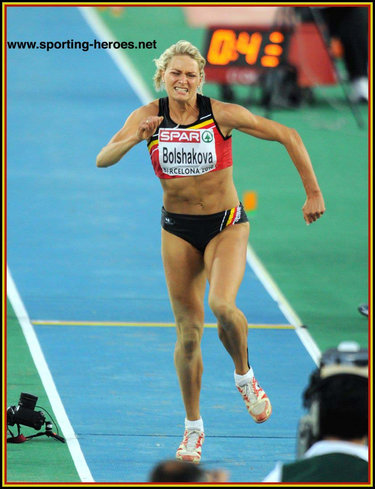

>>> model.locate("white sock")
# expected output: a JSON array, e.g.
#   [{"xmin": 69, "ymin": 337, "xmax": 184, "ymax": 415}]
[
  {"xmin": 185, "ymin": 417, "xmax": 204, "ymax": 432},
  {"xmin": 234, "ymin": 367, "xmax": 254, "ymax": 387}
]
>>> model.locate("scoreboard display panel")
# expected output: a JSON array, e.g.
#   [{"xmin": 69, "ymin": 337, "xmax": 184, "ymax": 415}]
[{"xmin": 203, "ymin": 26, "xmax": 292, "ymax": 84}]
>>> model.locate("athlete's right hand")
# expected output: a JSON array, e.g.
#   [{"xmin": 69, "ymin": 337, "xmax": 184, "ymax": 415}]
[{"xmin": 136, "ymin": 116, "xmax": 163, "ymax": 141}]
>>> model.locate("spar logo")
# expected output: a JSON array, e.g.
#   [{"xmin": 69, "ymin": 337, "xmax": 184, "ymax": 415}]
[
  {"xmin": 159, "ymin": 129, "xmax": 201, "ymax": 143},
  {"xmin": 202, "ymin": 130, "xmax": 213, "ymax": 143}
]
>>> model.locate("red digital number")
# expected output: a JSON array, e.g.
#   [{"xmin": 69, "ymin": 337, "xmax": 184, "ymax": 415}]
[
  {"xmin": 207, "ymin": 29, "xmax": 285, "ymax": 68},
  {"xmin": 207, "ymin": 29, "xmax": 238, "ymax": 65},
  {"xmin": 237, "ymin": 31, "xmax": 262, "ymax": 65}
]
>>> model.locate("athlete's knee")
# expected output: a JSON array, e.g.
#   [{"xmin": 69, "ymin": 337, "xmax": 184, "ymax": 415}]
[
  {"xmin": 175, "ymin": 322, "xmax": 203, "ymax": 359},
  {"xmin": 208, "ymin": 296, "xmax": 236, "ymax": 328}
]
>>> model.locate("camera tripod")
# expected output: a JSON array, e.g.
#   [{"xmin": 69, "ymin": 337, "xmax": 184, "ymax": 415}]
[{"xmin": 26, "ymin": 421, "xmax": 66, "ymax": 443}]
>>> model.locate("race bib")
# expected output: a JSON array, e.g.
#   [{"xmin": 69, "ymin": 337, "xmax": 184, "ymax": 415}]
[{"xmin": 158, "ymin": 128, "xmax": 217, "ymax": 176}]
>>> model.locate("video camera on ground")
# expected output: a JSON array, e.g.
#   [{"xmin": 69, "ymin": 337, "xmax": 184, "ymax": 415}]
[
  {"xmin": 7, "ymin": 392, "xmax": 65, "ymax": 443},
  {"xmin": 7, "ymin": 392, "xmax": 45, "ymax": 430}
]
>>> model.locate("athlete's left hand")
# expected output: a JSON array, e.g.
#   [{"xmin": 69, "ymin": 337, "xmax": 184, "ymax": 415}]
[{"xmin": 302, "ymin": 192, "xmax": 326, "ymax": 225}]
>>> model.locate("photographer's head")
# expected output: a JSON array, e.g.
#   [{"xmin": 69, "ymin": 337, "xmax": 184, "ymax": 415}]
[
  {"xmin": 149, "ymin": 460, "xmax": 208, "ymax": 482},
  {"xmin": 318, "ymin": 374, "xmax": 367, "ymax": 441},
  {"xmin": 297, "ymin": 342, "xmax": 368, "ymax": 457},
  {"xmin": 149, "ymin": 459, "xmax": 228, "ymax": 483}
]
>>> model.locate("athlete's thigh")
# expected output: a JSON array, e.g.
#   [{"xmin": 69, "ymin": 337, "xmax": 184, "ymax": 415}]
[
  {"xmin": 204, "ymin": 222, "xmax": 250, "ymax": 302},
  {"xmin": 161, "ymin": 229, "xmax": 206, "ymax": 322}
]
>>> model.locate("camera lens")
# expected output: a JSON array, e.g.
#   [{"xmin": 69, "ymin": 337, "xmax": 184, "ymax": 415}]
[{"xmin": 19, "ymin": 393, "xmax": 38, "ymax": 410}]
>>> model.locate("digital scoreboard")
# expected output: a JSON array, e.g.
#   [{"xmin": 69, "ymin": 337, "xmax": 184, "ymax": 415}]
[{"xmin": 203, "ymin": 26, "xmax": 292, "ymax": 84}]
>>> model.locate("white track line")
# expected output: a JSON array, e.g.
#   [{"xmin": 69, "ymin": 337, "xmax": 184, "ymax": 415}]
[
  {"xmin": 246, "ymin": 245, "xmax": 321, "ymax": 365},
  {"xmin": 79, "ymin": 7, "xmax": 152, "ymax": 105},
  {"xmin": 80, "ymin": 7, "xmax": 321, "ymax": 366},
  {"xmin": 7, "ymin": 272, "xmax": 95, "ymax": 481}
]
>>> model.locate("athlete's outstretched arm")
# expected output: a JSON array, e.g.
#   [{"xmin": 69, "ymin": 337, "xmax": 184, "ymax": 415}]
[
  {"xmin": 96, "ymin": 102, "xmax": 162, "ymax": 168},
  {"xmin": 212, "ymin": 100, "xmax": 325, "ymax": 225}
]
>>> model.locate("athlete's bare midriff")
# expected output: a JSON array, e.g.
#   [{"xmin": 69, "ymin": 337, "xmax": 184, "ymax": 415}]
[{"xmin": 160, "ymin": 166, "xmax": 239, "ymax": 214}]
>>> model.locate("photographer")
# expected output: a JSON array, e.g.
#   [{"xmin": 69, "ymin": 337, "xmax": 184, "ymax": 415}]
[
  {"xmin": 149, "ymin": 459, "xmax": 228, "ymax": 483},
  {"xmin": 263, "ymin": 343, "xmax": 368, "ymax": 482}
]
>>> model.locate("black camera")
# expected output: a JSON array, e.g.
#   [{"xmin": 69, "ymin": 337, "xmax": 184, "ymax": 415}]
[{"xmin": 7, "ymin": 393, "xmax": 45, "ymax": 430}]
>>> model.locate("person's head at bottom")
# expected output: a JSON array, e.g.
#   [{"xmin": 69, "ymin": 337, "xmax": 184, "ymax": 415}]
[
  {"xmin": 297, "ymin": 341, "xmax": 368, "ymax": 457},
  {"xmin": 149, "ymin": 459, "xmax": 228, "ymax": 482}
]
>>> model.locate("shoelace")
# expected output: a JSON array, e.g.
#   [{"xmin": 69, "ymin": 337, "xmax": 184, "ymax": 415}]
[
  {"xmin": 185, "ymin": 429, "xmax": 202, "ymax": 452},
  {"xmin": 239, "ymin": 381, "xmax": 261, "ymax": 404}
]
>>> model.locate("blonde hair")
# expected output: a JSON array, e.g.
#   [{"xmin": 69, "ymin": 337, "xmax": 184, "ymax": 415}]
[{"xmin": 153, "ymin": 40, "xmax": 206, "ymax": 93}]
